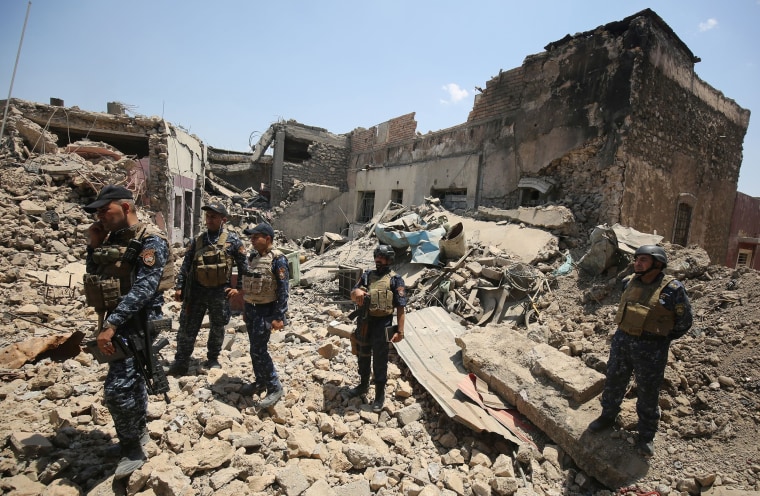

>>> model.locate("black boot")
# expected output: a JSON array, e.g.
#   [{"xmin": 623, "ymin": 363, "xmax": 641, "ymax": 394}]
[
  {"xmin": 113, "ymin": 442, "xmax": 146, "ymax": 479},
  {"xmin": 372, "ymin": 384, "xmax": 385, "ymax": 413},
  {"xmin": 258, "ymin": 380, "xmax": 284, "ymax": 409},
  {"xmin": 346, "ymin": 376, "xmax": 369, "ymax": 398},
  {"xmin": 588, "ymin": 414, "xmax": 616, "ymax": 432}
]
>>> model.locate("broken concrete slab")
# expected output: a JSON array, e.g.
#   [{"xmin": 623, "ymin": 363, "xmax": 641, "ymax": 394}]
[
  {"xmin": 477, "ymin": 205, "xmax": 577, "ymax": 235},
  {"xmin": 457, "ymin": 325, "xmax": 649, "ymax": 489},
  {"xmin": 530, "ymin": 343, "xmax": 605, "ymax": 403}
]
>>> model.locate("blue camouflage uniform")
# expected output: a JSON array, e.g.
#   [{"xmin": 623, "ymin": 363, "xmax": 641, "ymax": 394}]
[
  {"xmin": 600, "ymin": 272, "xmax": 693, "ymax": 442},
  {"xmin": 244, "ymin": 251, "xmax": 289, "ymax": 392},
  {"xmin": 174, "ymin": 228, "xmax": 248, "ymax": 366},
  {"xmin": 353, "ymin": 269, "xmax": 407, "ymax": 388},
  {"xmin": 86, "ymin": 226, "xmax": 169, "ymax": 449}
]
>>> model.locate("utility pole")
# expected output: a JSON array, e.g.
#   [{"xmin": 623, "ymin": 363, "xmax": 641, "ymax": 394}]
[{"xmin": 0, "ymin": 1, "xmax": 32, "ymax": 143}]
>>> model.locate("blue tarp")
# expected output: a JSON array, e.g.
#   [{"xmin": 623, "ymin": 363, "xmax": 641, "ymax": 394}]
[{"xmin": 374, "ymin": 214, "xmax": 446, "ymax": 265}]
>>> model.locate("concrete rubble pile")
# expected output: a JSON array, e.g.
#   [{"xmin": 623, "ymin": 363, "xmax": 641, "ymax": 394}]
[{"xmin": 1, "ymin": 152, "xmax": 760, "ymax": 496}]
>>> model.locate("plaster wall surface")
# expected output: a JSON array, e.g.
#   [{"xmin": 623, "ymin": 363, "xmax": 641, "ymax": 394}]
[
  {"xmin": 166, "ymin": 128, "xmax": 204, "ymax": 177},
  {"xmin": 354, "ymin": 154, "xmax": 480, "ymax": 215},
  {"xmin": 275, "ymin": 183, "xmax": 351, "ymax": 239}
]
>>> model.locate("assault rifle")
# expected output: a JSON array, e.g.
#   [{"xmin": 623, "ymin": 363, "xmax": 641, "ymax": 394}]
[
  {"xmin": 348, "ymin": 294, "xmax": 371, "ymax": 356},
  {"xmin": 115, "ymin": 318, "xmax": 172, "ymax": 403}
]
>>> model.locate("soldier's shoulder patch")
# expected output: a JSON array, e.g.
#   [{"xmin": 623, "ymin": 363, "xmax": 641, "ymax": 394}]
[
  {"xmin": 278, "ymin": 267, "xmax": 287, "ymax": 280},
  {"xmin": 667, "ymin": 280, "xmax": 681, "ymax": 290},
  {"xmin": 397, "ymin": 286, "xmax": 406, "ymax": 297},
  {"xmin": 675, "ymin": 303, "xmax": 685, "ymax": 316},
  {"xmin": 141, "ymin": 248, "xmax": 156, "ymax": 267}
]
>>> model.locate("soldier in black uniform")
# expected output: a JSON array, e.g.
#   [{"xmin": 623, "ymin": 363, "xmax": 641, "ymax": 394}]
[
  {"xmin": 83, "ymin": 185, "xmax": 173, "ymax": 479},
  {"xmin": 168, "ymin": 202, "xmax": 248, "ymax": 375},
  {"xmin": 346, "ymin": 244, "xmax": 407, "ymax": 412},
  {"xmin": 239, "ymin": 222, "xmax": 289, "ymax": 408},
  {"xmin": 588, "ymin": 245, "xmax": 693, "ymax": 457}
]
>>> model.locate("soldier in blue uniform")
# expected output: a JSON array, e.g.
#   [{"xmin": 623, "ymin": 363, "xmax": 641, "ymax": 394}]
[
  {"xmin": 239, "ymin": 222, "xmax": 289, "ymax": 408},
  {"xmin": 346, "ymin": 244, "xmax": 407, "ymax": 412},
  {"xmin": 588, "ymin": 245, "xmax": 693, "ymax": 457},
  {"xmin": 83, "ymin": 185, "xmax": 172, "ymax": 479},
  {"xmin": 168, "ymin": 202, "xmax": 248, "ymax": 375}
]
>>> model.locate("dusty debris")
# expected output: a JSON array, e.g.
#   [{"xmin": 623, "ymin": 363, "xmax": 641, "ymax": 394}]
[{"xmin": 0, "ymin": 141, "xmax": 759, "ymax": 496}]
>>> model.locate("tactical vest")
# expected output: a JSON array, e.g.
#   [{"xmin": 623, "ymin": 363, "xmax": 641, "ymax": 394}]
[
  {"xmin": 84, "ymin": 223, "xmax": 175, "ymax": 312},
  {"xmin": 243, "ymin": 249, "xmax": 282, "ymax": 304},
  {"xmin": 614, "ymin": 274, "xmax": 676, "ymax": 337},
  {"xmin": 193, "ymin": 231, "xmax": 233, "ymax": 288},
  {"xmin": 367, "ymin": 271, "xmax": 395, "ymax": 317}
]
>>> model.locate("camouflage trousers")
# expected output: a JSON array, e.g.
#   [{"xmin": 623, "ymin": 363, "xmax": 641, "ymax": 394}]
[
  {"xmin": 243, "ymin": 302, "xmax": 280, "ymax": 391},
  {"xmin": 104, "ymin": 353, "xmax": 147, "ymax": 447},
  {"xmin": 355, "ymin": 317, "xmax": 392, "ymax": 387},
  {"xmin": 600, "ymin": 329, "xmax": 670, "ymax": 442},
  {"xmin": 174, "ymin": 285, "xmax": 230, "ymax": 365}
]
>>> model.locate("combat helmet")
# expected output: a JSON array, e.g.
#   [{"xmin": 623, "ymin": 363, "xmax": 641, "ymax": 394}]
[
  {"xmin": 634, "ymin": 245, "xmax": 667, "ymax": 267},
  {"xmin": 373, "ymin": 244, "xmax": 395, "ymax": 262}
]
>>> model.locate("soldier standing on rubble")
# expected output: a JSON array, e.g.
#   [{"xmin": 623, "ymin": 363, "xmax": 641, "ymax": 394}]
[
  {"xmin": 588, "ymin": 245, "xmax": 692, "ymax": 457},
  {"xmin": 83, "ymin": 185, "xmax": 172, "ymax": 479},
  {"xmin": 239, "ymin": 222, "xmax": 288, "ymax": 408},
  {"xmin": 168, "ymin": 202, "xmax": 247, "ymax": 376},
  {"xmin": 346, "ymin": 244, "xmax": 406, "ymax": 412}
]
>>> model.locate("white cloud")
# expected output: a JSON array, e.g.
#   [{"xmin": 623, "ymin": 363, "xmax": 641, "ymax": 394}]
[
  {"xmin": 440, "ymin": 83, "xmax": 469, "ymax": 105},
  {"xmin": 699, "ymin": 18, "xmax": 718, "ymax": 32}
]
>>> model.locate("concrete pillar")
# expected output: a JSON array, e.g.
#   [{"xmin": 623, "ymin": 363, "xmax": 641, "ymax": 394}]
[{"xmin": 271, "ymin": 129, "xmax": 285, "ymax": 206}]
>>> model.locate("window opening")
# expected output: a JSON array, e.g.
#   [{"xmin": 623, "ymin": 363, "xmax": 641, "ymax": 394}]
[
  {"xmin": 358, "ymin": 191, "xmax": 375, "ymax": 222},
  {"xmin": 737, "ymin": 249, "xmax": 752, "ymax": 268},
  {"xmin": 673, "ymin": 203, "xmax": 692, "ymax": 246},
  {"xmin": 174, "ymin": 195, "xmax": 182, "ymax": 228}
]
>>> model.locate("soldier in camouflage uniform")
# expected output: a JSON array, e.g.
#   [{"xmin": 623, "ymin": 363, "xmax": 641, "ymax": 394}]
[
  {"xmin": 588, "ymin": 245, "xmax": 693, "ymax": 457},
  {"xmin": 239, "ymin": 222, "xmax": 289, "ymax": 408},
  {"xmin": 168, "ymin": 202, "xmax": 248, "ymax": 375},
  {"xmin": 346, "ymin": 244, "xmax": 407, "ymax": 413},
  {"xmin": 84, "ymin": 185, "xmax": 172, "ymax": 479}
]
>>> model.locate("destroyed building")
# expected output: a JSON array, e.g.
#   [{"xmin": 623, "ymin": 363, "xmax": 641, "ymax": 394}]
[
  {"xmin": 1, "ymin": 10, "xmax": 751, "ymax": 268},
  {"xmin": 0, "ymin": 98, "xmax": 206, "ymax": 246},
  {"xmin": 212, "ymin": 8, "xmax": 750, "ymax": 268}
]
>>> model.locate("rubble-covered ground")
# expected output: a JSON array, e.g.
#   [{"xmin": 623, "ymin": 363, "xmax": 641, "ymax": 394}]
[{"xmin": 0, "ymin": 151, "xmax": 759, "ymax": 496}]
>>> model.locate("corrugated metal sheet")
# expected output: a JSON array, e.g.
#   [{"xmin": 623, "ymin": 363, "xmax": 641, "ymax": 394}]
[{"xmin": 395, "ymin": 306, "xmax": 532, "ymax": 447}]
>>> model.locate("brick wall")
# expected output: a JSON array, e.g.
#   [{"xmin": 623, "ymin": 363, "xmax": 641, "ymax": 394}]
[
  {"xmin": 349, "ymin": 113, "xmax": 417, "ymax": 155},
  {"xmin": 467, "ymin": 68, "xmax": 524, "ymax": 123},
  {"xmin": 282, "ymin": 141, "xmax": 351, "ymax": 193}
]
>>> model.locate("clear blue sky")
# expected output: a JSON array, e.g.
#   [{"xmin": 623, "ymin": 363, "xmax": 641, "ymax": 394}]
[{"xmin": 2, "ymin": 0, "xmax": 758, "ymax": 196}]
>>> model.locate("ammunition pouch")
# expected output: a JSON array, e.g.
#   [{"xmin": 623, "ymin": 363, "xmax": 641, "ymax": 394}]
[
  {"xmin": 195, "ymin": 261, "xmax": 231, "ymax": 287},
  {"xmin": 83, "ymin": 274, "xmax": 121, "ymax": 312},
  {"xmin": 368, "ymin": 288, "xmax": 394, "ymax": 317},
  {"xmin": 91, "ymin": 246, "xmax": 123, "ymax": 264},
  {"xmin": 193, "ymin": 232, "xmax": 232, "ymax": 288},
  {"xmin": 243, "ymin": 270, "xmax": 277, "ymax": 304}
]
